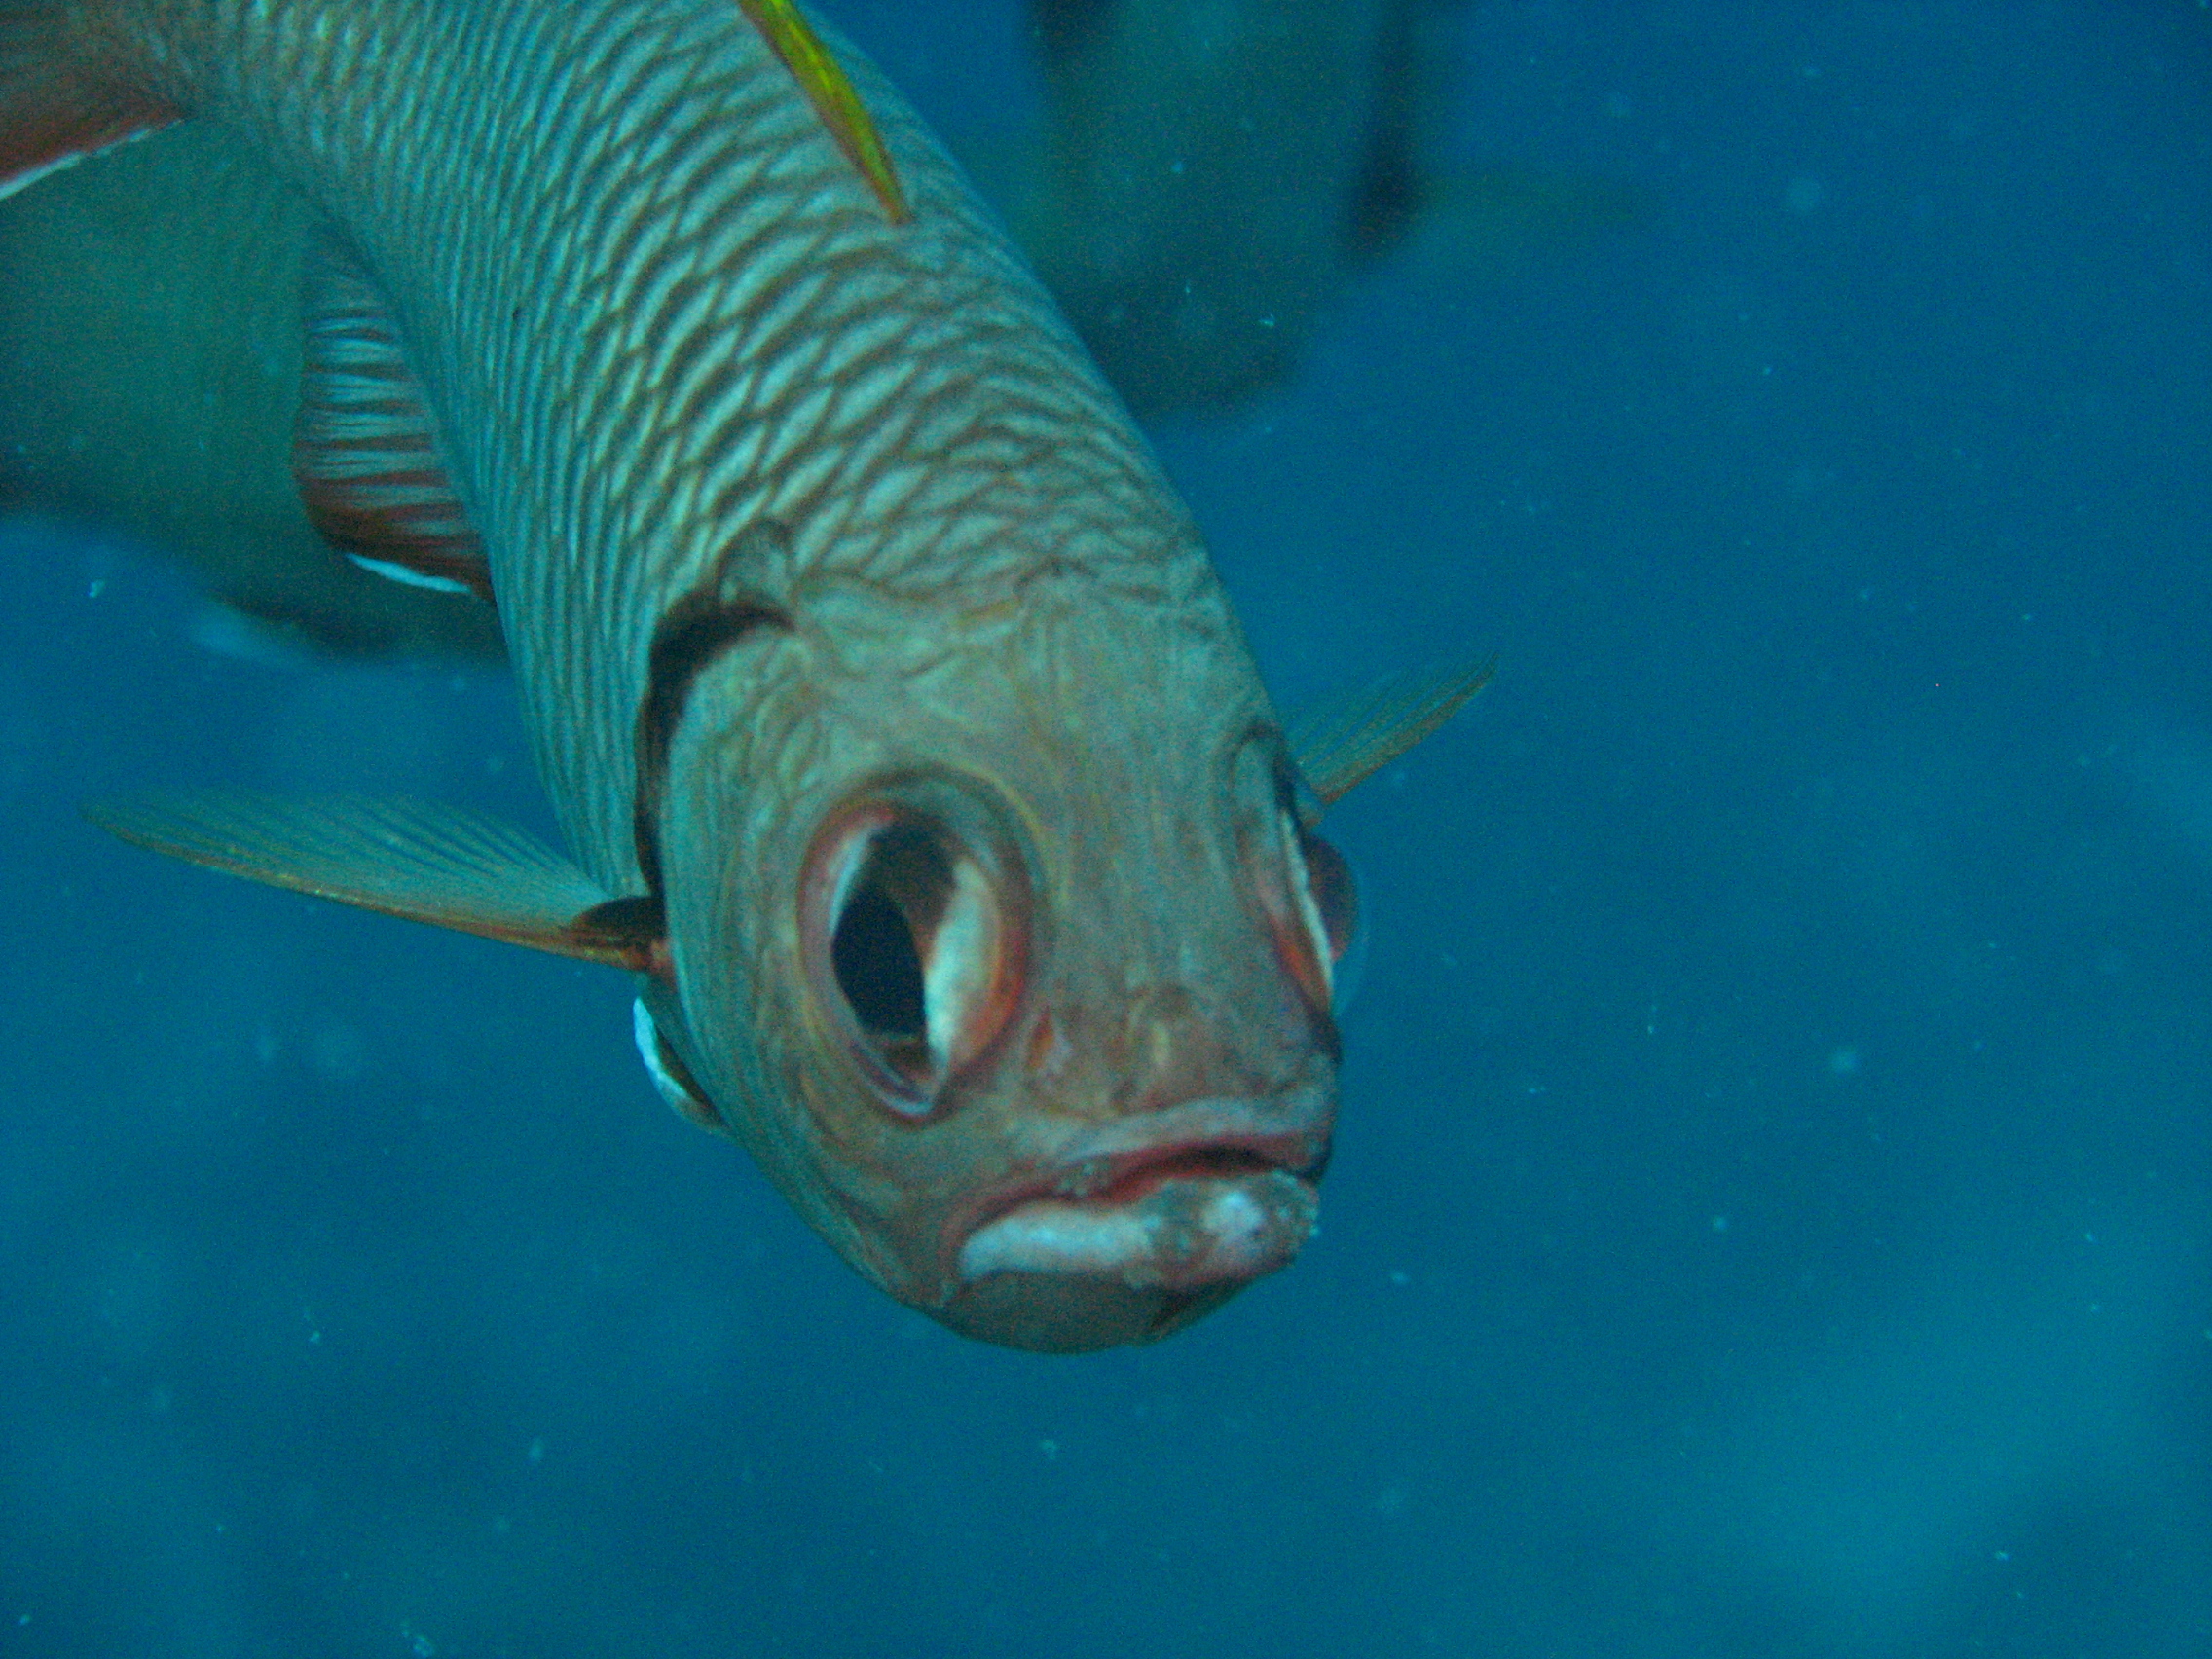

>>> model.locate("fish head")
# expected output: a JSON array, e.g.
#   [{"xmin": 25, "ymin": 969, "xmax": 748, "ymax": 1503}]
[{"xmin": 655, "ymin": 588, "xmax": 1356, "ymax": 1351}]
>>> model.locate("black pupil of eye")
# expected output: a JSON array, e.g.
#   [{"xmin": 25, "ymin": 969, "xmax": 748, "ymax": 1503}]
[
  {"xmin": 829, "ymin": 825, "xmax": 958, "ymax": 1065},
  {"xmin": 831, "ymin": 881, "xmax": 926, "ymax": 1041}
]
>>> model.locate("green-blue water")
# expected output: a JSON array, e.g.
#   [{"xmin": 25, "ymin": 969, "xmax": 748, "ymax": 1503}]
[{"xmin": 1, "ymin": 2, "xmax": 2206, "ymax": 1652}]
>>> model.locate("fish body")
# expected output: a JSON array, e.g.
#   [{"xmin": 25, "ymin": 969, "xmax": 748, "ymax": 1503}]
[
  {"xmin": 0, "ymin": 0, "xmax": 1631, "ymax": 638},
  {"xmin": 7, "ymin": 0, "xmax": 1481, "ymax": 1349}
]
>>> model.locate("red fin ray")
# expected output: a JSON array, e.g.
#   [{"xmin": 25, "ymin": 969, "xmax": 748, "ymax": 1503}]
[{"xmin": 293, "ymin": 242, "xmax": 494, "ymax": 602}]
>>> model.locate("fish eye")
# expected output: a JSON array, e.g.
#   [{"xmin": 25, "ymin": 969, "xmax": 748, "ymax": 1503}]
[
  {"xmin": 801, "ymin": 784, "xmax": 1029, "ymax": 1116},
  {"xmin": 1278, "ymin": 809, "xmax": 1358, "ymax": 1014},
  {"xmin": 1238, "ymin": 744, "xmax": 1358, "ymax": 1017}
]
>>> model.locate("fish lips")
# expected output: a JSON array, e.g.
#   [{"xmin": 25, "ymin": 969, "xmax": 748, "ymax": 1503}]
[{"xmin": 938, "ymin": 1094, "xmax": 1332, "ymax": 1352}]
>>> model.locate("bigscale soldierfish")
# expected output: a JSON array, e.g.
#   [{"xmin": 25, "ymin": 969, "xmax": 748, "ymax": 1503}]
[{"xmin": 1, "ymin": 0, "xmax": 1485, "ymax": 1350}]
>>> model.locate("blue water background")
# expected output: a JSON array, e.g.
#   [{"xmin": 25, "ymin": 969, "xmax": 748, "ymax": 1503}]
[{"xmin": 2, "ymin": 2, "xmax": 2208, "ymax": 1652}]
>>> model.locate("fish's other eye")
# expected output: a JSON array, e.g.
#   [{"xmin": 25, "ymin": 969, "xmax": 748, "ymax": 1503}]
[
  {"xmin": 1234, "ymin": 741, "xmax": 1360, "ymax": 1018},
  {"xmin": 801, "ymin": 789, "xmax": 1028, "ymax": 1115},
  {"xmin": 1277, "ymin": 810, "xmax": 1358, "ymax": 1014}
]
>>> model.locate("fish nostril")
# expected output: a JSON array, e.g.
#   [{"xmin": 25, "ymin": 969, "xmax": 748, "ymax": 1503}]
[
  {"xmin": 1126, "ymin": 986, "xmax": 1193, "ymax": 1085},
  {"xmin": 1111, "ymin": 984, "xmax": 1252, "ymax": 1112}
]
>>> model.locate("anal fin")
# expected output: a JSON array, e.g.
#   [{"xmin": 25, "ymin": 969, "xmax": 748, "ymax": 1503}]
[
  {"xmin": 0, "ymin": 10, "xmax": 180, "ymax": 201},
  {"xmin": 294, "ymin": 240, "xmax": 494, "ymax": 603},
  {"xmin": 86, "ymin": 792, "xmax": 666, "ymax": 973}
]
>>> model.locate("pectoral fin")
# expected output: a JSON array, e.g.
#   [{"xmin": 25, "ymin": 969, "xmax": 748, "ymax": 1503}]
[
  {"xmin": 86, "ymin": 793, "xmax": 666, "ymax": 973},
  {"xmin": 1287, "ymin": 658, "xmax": 1494, "ymax": 809}
]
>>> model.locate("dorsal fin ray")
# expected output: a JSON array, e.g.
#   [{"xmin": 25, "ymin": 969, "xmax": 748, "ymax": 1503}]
[
  {"xmin": 736, "ymin": 0, "xmax": 910, "ymax": 224},
  {"xmin": 293, "ymin": 240, "xmax": 495, "ymax": 602},
  {"xmin": 1287, "ymin": 658, "xmax": 1495, "ymax": 810},
  {"xmin": 85, "ymin": 793, "xmax": 665, "ymax": 972}
]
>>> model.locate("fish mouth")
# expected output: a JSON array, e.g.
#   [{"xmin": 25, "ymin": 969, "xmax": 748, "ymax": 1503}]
[{"xmin": 951, "ymin": 1095, "xmax": 1331, "ymax": 1298}]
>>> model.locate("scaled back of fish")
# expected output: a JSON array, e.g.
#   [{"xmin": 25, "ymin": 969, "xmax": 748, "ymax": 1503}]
[{"xmin": 2, "ymin": 0, "xmax": 1483, "ymax": 1350}]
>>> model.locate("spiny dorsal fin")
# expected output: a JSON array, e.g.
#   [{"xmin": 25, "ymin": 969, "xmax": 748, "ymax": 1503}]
[
  {"xmin": 736, "ymin": 0, "xmax": 910, "ymax": 224},
  {"xmin": 1287, "ymin": 658, "xmax": 1495, "ymax": 809},
  {"xmin": 0, "ymin": 9, "xmax": 180, "ymax": 201},
  {"xmin": 294, "ymin": 240, "xmax": 494, "ymax": 602},
  {"xmin": 86, "ymin": 793, "xmax": 664, "ymax": 972}
]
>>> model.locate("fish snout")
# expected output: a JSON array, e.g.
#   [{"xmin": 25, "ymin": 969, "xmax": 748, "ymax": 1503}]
[
  {"xmin": 1119, "ymin": 980, "xmax": 1242, "ymax": 1113},
  {"xmin": 1025, "ymin": 977, "xmax": 1312, "ymax": 1120}
]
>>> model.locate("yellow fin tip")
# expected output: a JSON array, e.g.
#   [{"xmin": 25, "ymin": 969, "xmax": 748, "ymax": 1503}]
[{"xmin": 737, "ymin": 0, "xmax": 911, "ymax": 225}]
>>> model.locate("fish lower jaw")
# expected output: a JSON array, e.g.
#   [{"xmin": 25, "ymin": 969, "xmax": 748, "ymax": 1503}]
[{"xmin": 955, "ymin": 1168, "xmax": 1319, "ymax": 1294}]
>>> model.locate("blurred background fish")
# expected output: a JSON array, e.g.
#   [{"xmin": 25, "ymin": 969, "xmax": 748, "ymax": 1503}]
[{"xmin": 988, "ymin": 0, "xmax": 1636, "ymax": 416}]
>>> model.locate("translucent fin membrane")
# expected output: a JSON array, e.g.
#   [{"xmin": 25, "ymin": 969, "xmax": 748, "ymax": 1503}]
[
  {"xmin": 1286, "ymin": 658, "xmax": 1495, "ymax": 809},
  {"xmin": 294, "ymin": 243, "xmax": 492, "ymax": 601},
  {"xmin": 85, "ymin": 792, "xmax": 660, "ymax": 969}
]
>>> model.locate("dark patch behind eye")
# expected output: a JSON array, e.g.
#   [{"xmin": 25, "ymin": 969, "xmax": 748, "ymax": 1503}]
[{"xmin": 631, "ymin": 519, "xmax": 794, "ymax": 901}]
